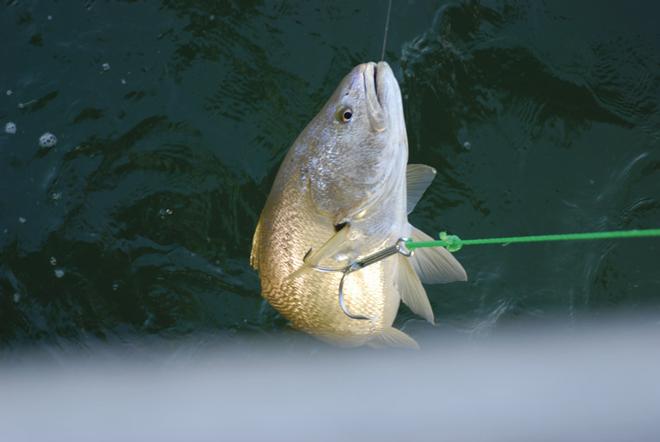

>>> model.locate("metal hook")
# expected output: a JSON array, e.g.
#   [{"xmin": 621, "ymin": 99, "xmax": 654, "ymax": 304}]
[
  {"xmin": 338, "ymin": 271, "xmax": 371, "ymax": 320},
  {"xmin": 306, "ymin": 238, "xmax": 413, "ymax": 320}
]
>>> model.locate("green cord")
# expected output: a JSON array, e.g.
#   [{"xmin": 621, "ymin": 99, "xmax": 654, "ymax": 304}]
[{"xmin": 405, "ymin": 228, "xmax": 660, "ymax": 253}]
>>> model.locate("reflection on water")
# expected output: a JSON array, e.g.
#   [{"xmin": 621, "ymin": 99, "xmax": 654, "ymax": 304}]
[{"xmin": 1, "ymin": 1, "xmax": 659, "ymax": 346}]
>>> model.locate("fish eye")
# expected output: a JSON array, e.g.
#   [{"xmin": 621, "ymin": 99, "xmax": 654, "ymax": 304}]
[{"xmin": 339, "ymin": 108, "xmax": 353, "ymax": 123}]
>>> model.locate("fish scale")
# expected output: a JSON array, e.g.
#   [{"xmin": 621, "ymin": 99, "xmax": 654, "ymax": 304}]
[{"xmin": 259, "ymin": 169, "xmax": 393, "ymax": 338}]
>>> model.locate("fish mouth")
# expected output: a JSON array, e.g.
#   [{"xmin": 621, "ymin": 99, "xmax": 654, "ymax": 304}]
[
  {"xmin": 363, "ymin": 62, "xmax": 386, "ymax": 132},
  {"xmin": 373, "ymin": 64, "xmax": 381, "ymax": 107}
]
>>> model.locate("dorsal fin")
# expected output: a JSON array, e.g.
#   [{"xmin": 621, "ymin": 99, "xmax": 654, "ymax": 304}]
[{"xmin": 406, "ymin": 164, "xmax": 436, "ymax": 214}]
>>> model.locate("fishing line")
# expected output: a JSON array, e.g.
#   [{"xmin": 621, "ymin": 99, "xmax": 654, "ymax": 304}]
[
  {"xmin": 404, "ymin": 228, "xmax": 660, "ymax": 253},
  {"xmin": 380, "ymin": 0, "xmax": 393, "ymax": 61},
  {"xmin": 325, "ymin": 227, "xmax": 659, "ymax": 320}
]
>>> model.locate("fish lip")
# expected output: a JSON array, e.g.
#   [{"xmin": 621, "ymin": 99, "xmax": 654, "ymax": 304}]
[
  {"xmin": 362, "ymin": 62, "xmax": 383, "ymax": 111},
  {"xmin": 363, "ymin": 62, "xmax": 386, "ymax": 132},
  {"xmin": 375, "ymin": 61, "xmax": 393, "ymax": 108}
]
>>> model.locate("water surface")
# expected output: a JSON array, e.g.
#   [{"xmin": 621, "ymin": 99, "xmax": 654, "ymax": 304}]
[{"xmin": 1, "ymin": 0, "xmax": 659, "ymax": 347}]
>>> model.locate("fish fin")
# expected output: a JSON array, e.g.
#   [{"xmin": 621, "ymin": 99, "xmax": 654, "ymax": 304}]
[
  {"xmin": 250, "ymin": 216, "xmax": 262, "ymax": 270},
  {"xmin": 409, "ymin": 225, "xmax": 468, "ymax": 283},
  {"xmin": 368, "ymin": 327, "xmax": 420, "ymax": 350},
  {"xmin": 406, "ymin": 164, "xmax": 437, "ymax": 214},
  {"xmin": 303, "ymin": 225, "xmax": 353, "ymax": 268},
  {"xmin": 397, "ymin": 256, "xmax": 435, "ymax": 324}
]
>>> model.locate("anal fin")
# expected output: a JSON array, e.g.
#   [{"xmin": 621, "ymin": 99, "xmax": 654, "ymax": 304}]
[
  {"xmin": 409, "ymin": 225, "xmax": 467, "ymax": 283},
  {"xmin": 368, "ymin": 327, "xmax": 420, "ymax": 350}
]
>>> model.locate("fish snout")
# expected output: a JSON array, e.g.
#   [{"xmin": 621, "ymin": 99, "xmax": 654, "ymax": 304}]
[{"xmin": 362, "ymin": 62, "xmax": 387, "ymax": 132}]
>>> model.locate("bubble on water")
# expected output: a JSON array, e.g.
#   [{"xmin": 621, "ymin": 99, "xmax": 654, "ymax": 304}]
[
  {"xmin": 159, "ymin": 208, "xmax": 174, "ymax": 219},
  {"xmin": 49, "ymin": 256, "xmax": 57, "ymax": 266},
  {"xmin": 6, "ymin": 90, "xmax": 12, "ymax": 96},
  {"xmin": 120, "ymin": 78, "xmax": 126, "ymax": 85},
  {"xmin": 13, "ymin": 293, "xmax": 21, "ymax": 303},
  {"xmin": 209, "ymin": 14, "xmax": 215, "ymax": 20},
  {"xmin": 102, "ymin": 62, "xmax": 111, "ymax": 71},
  {"xmin": 47, "ymin": 15, "xmax": 53, "ymax": 21},
  {"xmin": 51, "ymin": 191, "xmax": 62, "ymax": 200},
  {"xmin": 112, "ymin": 282, "xmax": 119, "ymax": 291},
  {"xmin": 4, "ymin": 122, "xmax": 17, "ymax": 134},
  {"xmin": 54, "ymin": 268, "xmax": 65, "ymax": 278},
  {"xmin": 18, "ymin": 217, "xmax": 26, "ymax": 224},
  {"xmin": 463, "ymin": 141, "xmax": 472, "ymax": 150},
  {"xmin": 39, "ymin": 132, "xmax": 57, "ymax": 148}
]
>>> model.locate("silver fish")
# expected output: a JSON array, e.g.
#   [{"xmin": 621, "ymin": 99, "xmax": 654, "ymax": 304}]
[{"xmin": 251, "ymin": 61, "xmax": 466, "ymax": 348}]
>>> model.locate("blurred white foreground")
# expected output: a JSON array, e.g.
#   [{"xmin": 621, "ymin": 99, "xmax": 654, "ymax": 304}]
[{"xmin": 1, "ymin": 318, "xmax": 659, "ymax": 441}]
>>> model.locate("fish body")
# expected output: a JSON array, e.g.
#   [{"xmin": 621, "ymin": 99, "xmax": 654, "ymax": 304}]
[{"xmin": 251, "ymin": 62, "xmax": 466, "ymax": 347}]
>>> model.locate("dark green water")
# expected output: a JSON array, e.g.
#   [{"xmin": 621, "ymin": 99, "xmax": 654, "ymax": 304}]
[{"xmin": 1, "ymin": 0, "xmax": 659, "ymax": 347}]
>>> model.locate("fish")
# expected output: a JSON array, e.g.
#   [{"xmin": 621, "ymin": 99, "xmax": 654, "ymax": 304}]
[{"xmin": 250, "ymin": 61, "xmax": 467, "ymax": 348}]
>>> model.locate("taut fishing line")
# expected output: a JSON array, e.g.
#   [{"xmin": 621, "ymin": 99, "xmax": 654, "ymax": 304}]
[
  {"xmin": 405, "ymin": 228, "xmax": 660, "ymax": 253},
  {"xmin": 380, "ymin": 0, "xmax": 393, "ymax": 61}
]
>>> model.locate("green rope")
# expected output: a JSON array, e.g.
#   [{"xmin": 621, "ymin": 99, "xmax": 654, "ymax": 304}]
[{"xmin": 405, "ymin": 228, "xmax": 660, "ymax": 253}]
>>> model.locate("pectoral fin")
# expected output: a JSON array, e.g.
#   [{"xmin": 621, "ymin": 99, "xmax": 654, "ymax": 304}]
[
  {"xmin": 409, "ymin": 225, "xmax": 468, "ymax": 283},
  {"xmin": 397, "ymin": 255, "xmax": 435, "ymax": 324},
  {"xmin": 303, "ymin": 225, "xmax": 355, "ymax": 269},
  {"xmin": 368, "ymin": 327, "xmax": 420, "ymax": 350},
  {"xmin": 406, "ymin": 164, "xmax": 437, "ymax": 214}
]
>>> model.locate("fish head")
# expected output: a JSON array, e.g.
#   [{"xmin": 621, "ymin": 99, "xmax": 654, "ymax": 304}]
[
  {"xmin": 327, "ymin": 61, "xmax": 402, "ymax": 135},
  {"xmin": 304, "ymin": 61, "xmax": 408, "ymax": 223}
]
